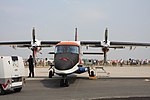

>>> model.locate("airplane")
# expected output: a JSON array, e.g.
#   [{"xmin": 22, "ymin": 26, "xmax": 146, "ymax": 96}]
[{"xmin": 0, "ymin": 27, "xmax": 150, "ymax": 87}]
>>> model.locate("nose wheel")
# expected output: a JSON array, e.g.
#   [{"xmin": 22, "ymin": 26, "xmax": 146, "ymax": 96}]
[{"xmin": 60, "ymin": 76, "xmax": 69, "ymax": 87}]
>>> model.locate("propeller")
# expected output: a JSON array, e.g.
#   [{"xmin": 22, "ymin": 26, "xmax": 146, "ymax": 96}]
[
  {"xmin": 30, "ymin": 27, "xmax": 43, "ymax": 67},
  {"xmin": 103, "ymin": 51, "xmax": 107, "ymax": 65},
  {"xmin": 105, "ymin": 28, "xmax": 108, "ymax": 44},
  {"xmin": 102, "ymin": 28, "xmax": 109, "ymax": 65},
  {"xmin": 31, "ymin": 27, "xmax": 37, "ymax": 67},
  {"xmin": 32, "ymin": 27, "xmax": 36, "ymax": 43},
  {"xmin": 32, "ymin": 48, "xmax": 36, "ymax": 66},
  {"xmin": 102, "ymin": 47, "xmax": 109, "ymax": 65}
]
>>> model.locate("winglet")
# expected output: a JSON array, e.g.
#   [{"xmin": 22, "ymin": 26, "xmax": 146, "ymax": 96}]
[{"xmin": 75, "ymin": 28, "xmax": 78, "ymax": 41}]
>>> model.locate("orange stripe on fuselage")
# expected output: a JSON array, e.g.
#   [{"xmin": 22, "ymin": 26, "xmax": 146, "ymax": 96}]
[{"xmin": 56, "ymin": 41, "xmax": 80, "ymax": 46}]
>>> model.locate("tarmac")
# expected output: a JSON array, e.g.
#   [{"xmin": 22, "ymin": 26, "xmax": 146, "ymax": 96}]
[
  {"xmin": 25, "ymin": 65, "xmax": 150, "ymax": 79},
  {"xmin": 1, "ymin": 65, "xmax": 150, "ymax": 100}
]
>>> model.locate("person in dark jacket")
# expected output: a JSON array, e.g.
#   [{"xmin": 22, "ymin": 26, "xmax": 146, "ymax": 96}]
[{"xmin": 27, "ymin": 55, "xmax": 34, "ymax": 77}]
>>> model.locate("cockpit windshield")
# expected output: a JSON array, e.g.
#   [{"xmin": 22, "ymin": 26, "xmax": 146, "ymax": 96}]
[{"xmin": 55, "ymin": 45, "xmax": 79, "ymax": 54}]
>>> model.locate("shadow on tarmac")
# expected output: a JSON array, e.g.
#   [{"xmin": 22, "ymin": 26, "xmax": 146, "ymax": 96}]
[{"xmin": 40, "ymin": 75, "xmax": 78, "ymax": 88}]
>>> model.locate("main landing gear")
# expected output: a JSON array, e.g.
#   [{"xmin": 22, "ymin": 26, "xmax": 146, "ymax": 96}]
[
  {"xmin": 49, "ymin": 66, "xmax": 54, "ymax": 78},
  {"xmin": 88, "ymin": 67, "xmax": 96, "ymax": 77},
  {"xmin": 60, "ymin": 75, "xmax": 69, "ymax": 87}
]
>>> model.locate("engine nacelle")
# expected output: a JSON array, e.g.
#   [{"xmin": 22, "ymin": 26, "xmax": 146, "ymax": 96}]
[
  {"xmin": 31, "ymin": 39, "xmax": 41, "ymax": 46},
  {"xmin": 102, "ymin": 47, "xmax": 109, "ymax": 53}
]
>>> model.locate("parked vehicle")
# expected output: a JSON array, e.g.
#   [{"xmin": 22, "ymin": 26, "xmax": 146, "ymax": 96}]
[{"xmin": 0, "ymin": 56, "xmax": 25, "ymax": 95}]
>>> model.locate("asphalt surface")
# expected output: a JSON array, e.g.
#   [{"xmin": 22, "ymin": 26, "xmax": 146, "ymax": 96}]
[
  {"xmin": 1, "ymin": 66, "xmax": 150, "ymax": 100},
  {"xmin": 0, "ymin": 76, "xmax": 150, "ymax": 100}
]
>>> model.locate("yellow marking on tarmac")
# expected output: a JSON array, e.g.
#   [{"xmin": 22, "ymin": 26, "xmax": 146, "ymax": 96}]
[{"xmin": 89, "ymin": 76, "xmax": 97, "ymax": 80}]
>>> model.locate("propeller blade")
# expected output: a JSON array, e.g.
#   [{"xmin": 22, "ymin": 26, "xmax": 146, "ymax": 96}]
[
  {"xmin": 105, "ymin": 28, "xmax": 108, "ymax": 44},
  {"xmin": 32, "ymin": 48, "xmax": 36, "ymax": 67},
  {"xmin": 32, "ymin": 27, "xmax": 36, "ymax": 43},
  {"xmin": 75, "ymin": 28, "xmax": 78, "ymax": 41},
  {"xmin": 103, "ymin": 51, "xmax": 107, "ymax": 65}
]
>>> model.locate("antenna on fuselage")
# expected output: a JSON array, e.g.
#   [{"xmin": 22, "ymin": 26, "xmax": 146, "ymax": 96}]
[{"xmin": 75, "ymin": 28, "xmax": 78, "ymax": 41}]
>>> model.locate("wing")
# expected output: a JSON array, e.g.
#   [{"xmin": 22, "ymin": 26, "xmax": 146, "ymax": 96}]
[
  {"xmin": 41, "ymin": 41, "xmax": 60, "ymax": 47},
  {"xmin": 80, "ymin": 41, "xmax": 101, "ymax": 47},
  {"xmin": 81, "ymin": 41, "xmax": 150, "ymax": 48},
  {"xmin": 81, "ymin": 28, "xmax": 150, "ymax": 48},
  {"xmin": 80, "ymin": 41, "xmax": 125, "ymax": 49},
  {"xmin": 110, "ymin": 41, "xmax": 150, "ymax": 47},
  {"xmin": 0, "ymin": 41, "xmax": 60, "ymax": 47},
  {"xmin": 0, "ymin": 41, "xmax": 31, "ymax": 47}
]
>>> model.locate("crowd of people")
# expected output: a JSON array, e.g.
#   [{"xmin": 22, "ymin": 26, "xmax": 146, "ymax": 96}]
[
  {"xmin": 82, "ymin": 58, "xmax": 150, "ymax": 66},
  {"xmin": 24, "ymin": 57, "xmax": 150, "ymax": 67}
]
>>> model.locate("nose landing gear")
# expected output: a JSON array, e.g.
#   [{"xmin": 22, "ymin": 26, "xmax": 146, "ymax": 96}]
[{"xmin": 60, "ymin": 75, "xmax": 69, "ymax": 87}]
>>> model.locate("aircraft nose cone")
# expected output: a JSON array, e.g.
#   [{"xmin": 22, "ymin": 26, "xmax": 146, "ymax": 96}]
[{"xmin": 54, "ymin": 53, "xmax": 79, "ymax": 70}]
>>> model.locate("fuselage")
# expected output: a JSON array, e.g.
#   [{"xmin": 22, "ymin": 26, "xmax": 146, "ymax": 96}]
[{"xmin": 54, "ymin": 41, "xmax": 81, "ymax": 75}]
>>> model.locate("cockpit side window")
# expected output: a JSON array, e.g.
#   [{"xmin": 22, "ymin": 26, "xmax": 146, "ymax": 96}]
[
  {"xmin": 55, "ymin": 45, "xmax": 64, "ymax": 53},
  {"xmin": 55, "ymin": 45, "xmax": 79, "ymax": 54}
]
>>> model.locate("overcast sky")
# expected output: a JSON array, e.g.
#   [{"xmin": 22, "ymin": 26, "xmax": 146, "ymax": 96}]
[{"xmin": 0, "ymin": 0, "xmax": 150, "ymax": 60}]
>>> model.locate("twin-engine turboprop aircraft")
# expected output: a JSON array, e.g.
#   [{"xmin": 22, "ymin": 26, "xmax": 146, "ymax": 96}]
[{"xmin": 0, "ymin": 28, "xmax": 150, "ymax": 87}]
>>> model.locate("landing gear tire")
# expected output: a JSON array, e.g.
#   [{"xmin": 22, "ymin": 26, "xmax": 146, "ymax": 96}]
[
  {"xmin": 60, "ymin": 79, "xmax": 69, "ymax": 87},
  {"xmin": 89, "ymin": 70, "xmax": 96, "ymax": 77},
  {"xmin": 0, "ymin": 85, "xmax": 6, "ymax": 95},
  {"xmin": 90, "ymin": 71, "xmax": 95, "ymax": 77},
  {"xmin": 49, "ymin": 71, "xmax": 53, "ymax": 78}
]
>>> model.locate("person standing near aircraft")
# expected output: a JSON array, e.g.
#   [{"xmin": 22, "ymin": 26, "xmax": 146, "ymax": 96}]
[{"xmin": 27, "ymin": 55, "xmax": 34, "ymax": 77}]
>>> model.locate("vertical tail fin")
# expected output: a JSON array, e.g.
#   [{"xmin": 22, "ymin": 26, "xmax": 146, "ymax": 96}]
[{"xmin": 75, "ymin": 28, "xmax": 78, "ymax": 41}]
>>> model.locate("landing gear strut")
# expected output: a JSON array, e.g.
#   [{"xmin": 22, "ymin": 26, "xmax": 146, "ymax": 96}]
[
  {"xmin": 49, "ymin": 65, "xmax": 54, "ymax": 78},
  {"xmin": 60, "ymin": 75, "xmax": 69, "ymax": 87}
]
